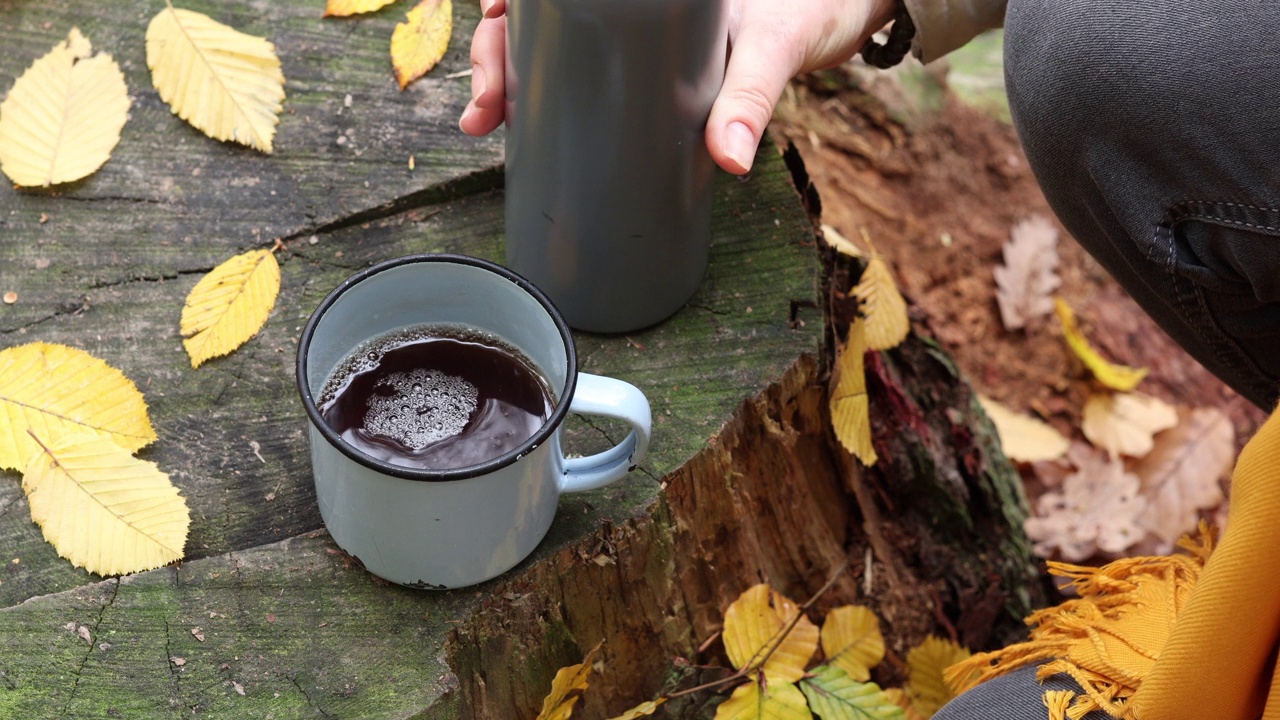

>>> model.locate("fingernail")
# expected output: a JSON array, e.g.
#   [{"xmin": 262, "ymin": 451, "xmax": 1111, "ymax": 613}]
[
  {"xmin": 725, "ymin": 121, "xmax": 755, "ymax": 173},
  {"xmin": 471, "ymin": 64, "xmax": 487, "ymax": 106},
  {"xmin": 481, "ymin": 0, "xmax": 495, "ymax": 15},
  {"xmin": 459, "ymin": 100, "xmax": 476, "ymax": 132}
]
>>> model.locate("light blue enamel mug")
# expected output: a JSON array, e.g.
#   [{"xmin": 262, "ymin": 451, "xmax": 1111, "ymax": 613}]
[{"xmin": 296, "ymin": 255, "xmax": 651, "ymax": 589}]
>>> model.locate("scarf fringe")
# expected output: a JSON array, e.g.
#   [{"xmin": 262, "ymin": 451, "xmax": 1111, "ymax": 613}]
[{"xmin": 945, "ymin": 524, "xmax": 1216, "ymax": 719}]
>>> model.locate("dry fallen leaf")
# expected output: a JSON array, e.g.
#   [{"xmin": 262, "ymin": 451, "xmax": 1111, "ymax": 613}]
[
  {"xmin": 391, "ymin": 0, "xmax": 453, "ymax": 90},
  {"xmin": 1024, "ymin": 445, "xmax": 1146, "ymax": 560},
  {"xmin": 820, "ymin": 605, "xmax": 885, "ymax": 682},
  {"xmin": 324, "ymin": 0, "xmax": 397, "ymax": 16},
  {"xmin": 905, "ymin": 636, "xmax": 970, "ymax": 717},
  {"xmin": 605, "ymin": 699, "xmax": 665, "ymax": 720},
  {"xmin": 1081, "ymin": 392, "xmax": 1178, "ymax": 458},
  {"xmin": 0, "ymin": 28, "xmax": 130, "ymax": 187},
  {"xmin": 853, "ymin": 252, "xmax": 910, "ymax": 351},
  {"xmin": 181, "ymin": 249, "xmax": 281, "ymax": 368},
  {"xmin": 722, "ymin": 584, "xmax": 819, "ymax": 683},
  {"xmin": 715, "ymin": 680, "xmax": 812, "ymax": 720},
  {"xmin": 0, "ymin": 342, "xmax": 156, "ymax": 471},
  {"xmin": 1056, "ymin": 299, "xmax": 1148, "ymax": 391},
  {"xmin": 23, "ymin": 432, "xmax": 190, "ymax": 576},
  {"xmin": 882, "ymin": 689, "xmax": 926, "ymax": 720},
  {"xmin": 823, "ymin": 225, "xmax": 864, "ymax": 258},
  {"xmin": 1130, "ymin": 407, "xmax": 1234, "ymax": 552},
  {"xmin": 978, "ymin": 395, "xmax": 1069, "ymax": 463},
  {"xmin": 993, "ymin": 215, "xmax": 1060, "ymax": 331},
  {"xmin": 830, "ymin": 321, "xmax": 876, "ymax": 466},
  {"xmin": 147, "ymin": 6, "xmax": 286, "ymax": 153},
  {"xmin": 800, "ymin": 665, "xmax": 904, "ymax": 720},
  {"xmin": 536, "ymin": 642, "xmax": 602, "ymax": 720}
]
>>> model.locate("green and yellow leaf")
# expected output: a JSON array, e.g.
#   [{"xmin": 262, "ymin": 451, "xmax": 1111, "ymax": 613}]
[
  {"xmin": 0, "ymin": 28, "xmax": 130, "ymax": 187},
  {"xmin": 800, "ymin": 665, "xmax": 905, "ymax": 720},
  {"xmin": 820, "ymin": 606, "xmax": 885, "ymax": 682},
  {"xmin": 853, "ymin": 253, "xmax": 909, "ymax": 351},
  {"xmin": 1055, "ymin": 298, "xmax": 1148, "ymax": 391},
  {"xmin": 536, "ymin": 642, "xmax": 602, "ymax": 720},
  {"xmin": 723, "ymin": 584, "xmax": 819, "ymax": 683},
  {"xmin": 181, "ymin": 249, "xmax": 281, "ymax": 368},
  {"xmin": 605, "ymin": 699, "xmax": 665, "ymax": 720},
  {"xmin": 391, "ymin": 0, "xmax": 453, "ymax": 89},
  {"xmin": 905, "ymin": 636, "xmax": 971, "ymax": 718},
  {"xmin": 0, "ymin": 343, "xmax": 156, "ymax": 471},
  {"xmin": 146, "ymin": 6, "xmax": 286, "ymax": 153},
  {"xmin": 324, "ymin": 0, "xmax": 397, "ymax": 17},
  {"xmin": 830, "ymin": 320, "xmax": 876, "ymax": 466},
  {"xmin": 24, "ymin": 432, "xmax": 189, "ymax": 576},
  {"xmin": 977, "ymin": 395, "xmax": 1070, "ymax": 463},
  {"xmin": 714, "ymin": 680, "xmax": 812, "ymax": 720}
]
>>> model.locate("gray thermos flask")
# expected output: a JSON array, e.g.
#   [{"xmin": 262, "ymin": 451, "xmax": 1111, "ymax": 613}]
[{"xmin": 504, "ymin": 0, "xmax": 728, "ymax": 333}]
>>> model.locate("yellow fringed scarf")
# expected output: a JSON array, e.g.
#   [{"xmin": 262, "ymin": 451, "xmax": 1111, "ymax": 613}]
[{"xmin": 947, "ymin": 405, "xmax": 1280, "ymax": 720}]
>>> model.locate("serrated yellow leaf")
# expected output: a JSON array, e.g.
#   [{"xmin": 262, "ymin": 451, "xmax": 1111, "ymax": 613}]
[
  {"xmin": 324, "ymin": 0, "xmax": 398, "ymax": 17},
  {"xmin": 853, "ymin": 253, "xmax": 909, "ymax": 351},
  {"xmin": 146, "ymin": 6, "xmax": 285, "ymax": 153},
  {"xmin": 905, "ymin": 636, "xmax": 970, "ymax": 717},
  {"xmin": 881, "ymin": 689, "xmax": 926, "ymax": 720},
  {"xmin": 723, "ymin": 584, "xmax": 819, "ymax": 683},
  {"xmin": 820, "ymin": 606, "xmax": 885, "ymax": 682},
  {"xmin": 800, "ymin": 665, "xmax": 906, "ymax": 720},
  {"xmin": 0, "ymin": 28, "xmax": 130, "ymax": 187},
  {"xmin": 715, "ymin": 680, "xmax": 812, "ymax": 720},
  {"xmin": 605, "ymin": 699, "xmax": 665, "ymax": 720},
  {"xmin": 536, "ymin": 642, "xmax": 602, "ymax": 720},
  {"xmin": 181, "ymin": 249, "xmax": 281, "ymax": 368},
  {"xmin": 830, "ymin": 321, "xmax": 876, "ymax": 466},
  {"xmin": 0, "ymin": 343, "xmax": 156, "ymax": 472},
  {"xmin": 391, "ymin": 0, "xmax": 453, "ymax": 89},
  {"xmin": 977, "ymin": 395, "xmax": 1069, "ymax": 463},
  {"xmin": 1081, "ymin": 391, "xmax": 1178, "ymax": 458},
  {"xmin": 23, "ymin": 432, "xmax": 189, "ymax": 576},
  {"xmin": 1055, "ymin": 299, "xmax": 1148, "ymax": 391}
]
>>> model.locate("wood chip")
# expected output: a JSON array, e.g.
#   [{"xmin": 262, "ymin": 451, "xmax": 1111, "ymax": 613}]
[
  {"xmin": 191, "ymin": 627, "xmax": 205, "ymax": 642},
  {"xmin": 3, "ymin": 291, "xmax": 17, "ymax": 304},
  {"xmin": 171, "ymin": 656, "xmax": 186, "ymax": 666}
]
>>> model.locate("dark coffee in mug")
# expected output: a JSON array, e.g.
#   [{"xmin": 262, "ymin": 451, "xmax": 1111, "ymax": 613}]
[{"xmin": 318, "ymin": 324, "xmax": 556, "ymax": 471}]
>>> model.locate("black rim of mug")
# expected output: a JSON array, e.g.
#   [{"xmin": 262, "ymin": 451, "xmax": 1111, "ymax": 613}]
[{"xmin": 295, "ymin": 253, "xmax": 579, "ymax": 482}]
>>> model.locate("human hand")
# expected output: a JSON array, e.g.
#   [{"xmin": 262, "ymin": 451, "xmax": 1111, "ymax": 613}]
[{"xmin": 459, "ymin": 0, "xmax": 899, "ymax": 175}]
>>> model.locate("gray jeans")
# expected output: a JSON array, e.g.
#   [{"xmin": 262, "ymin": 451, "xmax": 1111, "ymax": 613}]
[
  {"xmin": 938, "ymin": 0, "xmax": 1278, "ymax": 716},
  {"xmin": 1001, "ymin": 0, "xmax": 1280, "ymax": 411}
]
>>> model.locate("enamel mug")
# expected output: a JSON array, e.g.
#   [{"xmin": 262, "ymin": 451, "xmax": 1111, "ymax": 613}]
[{"xmin": 296, "ymin": 255, "xmax": 651, "ymax": 589}]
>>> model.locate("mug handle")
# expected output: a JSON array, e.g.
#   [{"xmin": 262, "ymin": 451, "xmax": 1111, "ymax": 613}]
[{"xmin": 559, "ymin": 373, "xmax": 652, "ymax": 493}]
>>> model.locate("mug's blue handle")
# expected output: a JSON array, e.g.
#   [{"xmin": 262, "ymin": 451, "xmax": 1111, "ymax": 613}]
[{"xmin": 559, "ymin": 373, "xmax": 652, "ymax": 493}]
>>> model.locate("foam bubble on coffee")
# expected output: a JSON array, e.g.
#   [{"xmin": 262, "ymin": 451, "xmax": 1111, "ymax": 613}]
[{"xmin": 364, "ymin": 368, "xmax": 479, "ymax": 449}]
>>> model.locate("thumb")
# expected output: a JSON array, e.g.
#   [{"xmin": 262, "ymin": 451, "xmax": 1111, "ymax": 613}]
[{"xmin": 705, "ymin": 25, "xmax": 802, "ymax": 175}]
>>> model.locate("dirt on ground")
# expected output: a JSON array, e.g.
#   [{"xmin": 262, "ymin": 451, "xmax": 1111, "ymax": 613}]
[{"xmin": 769, "ymin": 63, "xmax": 1267, "ymax": 546}]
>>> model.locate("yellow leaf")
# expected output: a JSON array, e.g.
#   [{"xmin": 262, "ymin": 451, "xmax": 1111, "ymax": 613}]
[
  {"xmin": 0, "ymin": 28, "xmax": 130, "ymax": 187},
  {"xmin": 181, "ymin": 249, "xmax": 281, "ymax": 368},
  {"xmin": 324, "ymin": 0, "xmax": 397, "ymax": 17},
  {"xmin": 882, "ymin": 689, "xmax": 926, "ymax": 720},
  {"xmin": 715, "ymin": 680, "xmax": 812, "ymax": 720},
  {"xmin": 823, "ymin": 225, "xmax": 864, "ymax": 259},
  {"xmin": 391, "ymin": 0, "xmax": 453, "ymax": 90},
  {"xmin": 536, "ymin": 642, "xmax": 602, "ymax": 720},
  {"xmin": 820, "ymin": 606, "xmax": 885, "ymax": 682},
  {"xmin": 977, "ymin": 395, "xmax": 1069, "ymax": 463},
  {"xmin": 830, "ymin": 321, "xmax": 876, "ymax": 466},
  {"xmin": 23, "ymin": 432, "xmax": 190, "ymax": 576},
  {"xmin": 1081, "ymin": 391, "xmax": 1178, "ymax": 458},
  {"xmin": 605, "ymin": 699, "xmax": 665, "ymax": 720},
  {"xmin": 852, "ymin": 253, "xmax": 909, "ymax": 351},
  {"xmin": 723, "ymin": 584, "xmax": 819, "ymax": 683},
  {"xmin": 1055, "ymin": 299, "xmax": 1148, "ymax": 391},
  {"xmin": 0, "ymin": 343, "xmax": 156, "ymax": 471},
  {"xmin": 146, "ymin": 6, "xmax": 286, "ymax": 153},
  {"xmin": 905, "ymin": 636, "xmax": 971, "ymax": 718}
]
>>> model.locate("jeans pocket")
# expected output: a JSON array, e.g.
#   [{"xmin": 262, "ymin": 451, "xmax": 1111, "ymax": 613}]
[{"xmin": 1160, "ymin": 200, "xmax": 1280, "ymax": 301}]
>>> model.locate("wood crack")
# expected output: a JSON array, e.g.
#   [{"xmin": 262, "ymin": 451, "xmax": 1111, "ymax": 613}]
[{"xmin": 60, "ymin": 578, "xmax": 120, "ymax": 717}]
